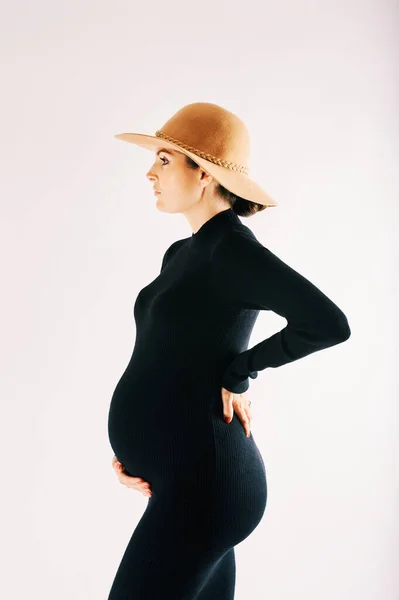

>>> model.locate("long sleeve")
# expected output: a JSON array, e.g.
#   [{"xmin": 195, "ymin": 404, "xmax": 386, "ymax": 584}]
[{"xmin": 211, "ymin": 230, "xmax": 351, "ymax": 394}]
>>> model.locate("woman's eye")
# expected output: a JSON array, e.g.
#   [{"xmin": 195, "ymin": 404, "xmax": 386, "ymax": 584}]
[{"xmin": 159, "ymin": 156, "xmax": 169, "ymax": 165}]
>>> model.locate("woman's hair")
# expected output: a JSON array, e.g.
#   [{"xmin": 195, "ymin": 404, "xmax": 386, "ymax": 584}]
[{"xmin": 184, "ymin": 154, "xmax": 267, "ymax": 217}]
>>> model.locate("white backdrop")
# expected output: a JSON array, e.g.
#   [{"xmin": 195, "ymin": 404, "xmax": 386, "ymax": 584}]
[{"xmin": 1, "ymin": 1, "xmax": 397, "ymax": 598}]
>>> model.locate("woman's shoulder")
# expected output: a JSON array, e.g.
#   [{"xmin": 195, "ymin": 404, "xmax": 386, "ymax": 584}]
[
  {"xmin": 166, "ymin": 236, "xmax": 191, "ymax": 254},
  {"xmin": 214, "ymin": 222, "xmax": 265, "ymax": 259},
  {"xmin": 160, "ymin": 236, "xmax": 191, "ymax": 271}
]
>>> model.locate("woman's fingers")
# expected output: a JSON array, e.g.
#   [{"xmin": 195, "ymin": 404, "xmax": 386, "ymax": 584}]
[
  {"xmin": 221, "ymin": 389, "xmax": 252, "ymax": 438},
  {"xmin": 238, "ymin": 408, "xmax": 251, "ymax": 438},
  {"xmin": 111, "ymin": 456, "xmax": 152, "ymax": 497}
]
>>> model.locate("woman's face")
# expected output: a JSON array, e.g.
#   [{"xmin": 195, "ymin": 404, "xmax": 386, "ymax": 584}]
[{"xmin": 146, "ymin": 147, "xmax": 212, "ymax": 213}]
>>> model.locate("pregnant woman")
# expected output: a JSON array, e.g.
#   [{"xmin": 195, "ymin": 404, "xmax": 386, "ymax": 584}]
[{"xmin": 107, "ymin": 102, "xmax": 351, "ymax": 599}]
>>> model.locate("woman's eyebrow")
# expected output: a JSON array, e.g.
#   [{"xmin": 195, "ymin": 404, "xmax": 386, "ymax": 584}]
[{"xmin": 156, "ymin": 148, "xmax": 176, "ymax": 157}]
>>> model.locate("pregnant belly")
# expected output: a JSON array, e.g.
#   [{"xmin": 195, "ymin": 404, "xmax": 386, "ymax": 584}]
[
  {"xmin": 107, "ymin": 366, "xmax": 267, "ymax": 524},
  {"xmin": 107, "ymin": 370, "xmax": 216, "ymax": 486}
]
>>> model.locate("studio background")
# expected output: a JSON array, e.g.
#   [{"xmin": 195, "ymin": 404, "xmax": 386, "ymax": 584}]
[{"xmin": 0, "ymin": 1, "xmax": 397, "ymax": 598}]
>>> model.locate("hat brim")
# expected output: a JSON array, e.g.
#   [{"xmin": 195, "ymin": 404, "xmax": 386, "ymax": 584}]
[{"xmin": 114, "ymin": 132, "xmax": 278, "ymax": 207}]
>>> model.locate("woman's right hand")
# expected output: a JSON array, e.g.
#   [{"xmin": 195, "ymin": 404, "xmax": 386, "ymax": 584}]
[{"xmin": 112, "ymin": 455, "xmax": 152, "ymax": 498}]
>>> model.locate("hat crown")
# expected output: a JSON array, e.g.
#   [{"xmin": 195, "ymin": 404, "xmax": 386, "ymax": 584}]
[{"xmin": 156, "ymin": 102, "xmax": 251, "ymax": 171}]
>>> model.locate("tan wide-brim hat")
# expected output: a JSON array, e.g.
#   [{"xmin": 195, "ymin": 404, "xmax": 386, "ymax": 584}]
[{"xmin": 114, "ymin": 102, "xmax": 278, "ymax": 207}]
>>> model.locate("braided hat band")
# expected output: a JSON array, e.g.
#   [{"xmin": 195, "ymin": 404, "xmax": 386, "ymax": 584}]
[
  {"xmin": 155, "ymin": 130, "xmax": 249, "ymax": 176},
  {"xmin": 114, "ymin": 102, "xmax": 278, "ymax": 207}
]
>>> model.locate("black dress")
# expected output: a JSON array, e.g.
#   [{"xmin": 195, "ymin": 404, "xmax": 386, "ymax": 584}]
[{"xmin": 107, "ymin": 208, "xmax": 350, "ymax": 599}]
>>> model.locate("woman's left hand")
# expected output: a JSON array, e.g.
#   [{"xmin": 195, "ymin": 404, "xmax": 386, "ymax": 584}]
[{"xmin": 221, "ymin": 387, "xmax": 252, "ymax": 438}]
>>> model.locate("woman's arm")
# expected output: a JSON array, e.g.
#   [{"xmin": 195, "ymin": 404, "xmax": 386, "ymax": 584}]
[{"xmin": 211, "ymin": 229, "xmax": 351, "ymax": 394}]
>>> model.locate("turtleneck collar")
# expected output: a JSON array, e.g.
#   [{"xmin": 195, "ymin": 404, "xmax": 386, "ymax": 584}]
[{"xmin": 189, "ymin": 208, "xmax": 241, "ymax": 247}]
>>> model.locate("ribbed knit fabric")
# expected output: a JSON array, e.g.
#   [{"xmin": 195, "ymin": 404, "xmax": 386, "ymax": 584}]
[{"xmin": 107, "ymin": 207, "xmax": 351, "ymax": 599}]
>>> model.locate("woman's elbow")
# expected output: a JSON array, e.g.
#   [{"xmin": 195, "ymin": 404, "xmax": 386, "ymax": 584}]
[{"xmin": 322, "ymin": 309, "xmax": 351, "ymax": 344}]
